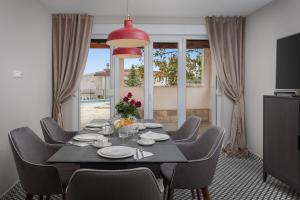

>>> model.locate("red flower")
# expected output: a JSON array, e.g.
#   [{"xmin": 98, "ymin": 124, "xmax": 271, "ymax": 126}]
[
  {"xmin": 135, "ymin": 101, "xmax": 142, "ymax": 108},
  {"xmin": 127, "ymin": 92, "xmax": 133, "ymax": 98},
  {"xmin": 130, "ymin": 99, "xmax": 135, "ymax": 106},
  {"xmin": 123, "ymin": 96, "xmax": 129, "ymax": 102}
]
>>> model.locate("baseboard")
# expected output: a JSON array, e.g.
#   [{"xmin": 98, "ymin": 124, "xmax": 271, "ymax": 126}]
[{"xmin": 0, "ymin": 181, "xmax": 19, "ymax": 199}]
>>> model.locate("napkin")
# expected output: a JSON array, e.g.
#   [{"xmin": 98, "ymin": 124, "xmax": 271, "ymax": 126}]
[
  {"xmin": 68, "ymin": 141, "xmax": 91, "ymax": 147},
  {"xmin": 133, "ymin": 148, "xmax": 153, "ymax": 160},
  {"xmin": 140, "ymin": 131, "xmax": 168, "ymax": 140}
]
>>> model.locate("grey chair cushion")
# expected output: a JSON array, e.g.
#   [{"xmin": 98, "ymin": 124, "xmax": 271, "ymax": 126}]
[
  {"xmin": 161, "ymin": 126, "xmax": 225, "ymax": 189},
  {"xmin": 66, "ymin": 168, "xmax": 163, "ymax": 200},
  {"xmin": 168, "ymin": 116, "xmax": 201, "ymax": 142},
  {"xmin": 40, "ymin": 117, "xmax": 77, "ymax": 144},
  {"xmin": 8, "ymin": 127, "xmax": 65, "ymax": 195}
]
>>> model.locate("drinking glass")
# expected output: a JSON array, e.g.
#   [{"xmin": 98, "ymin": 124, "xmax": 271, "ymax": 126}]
[
  {"xmin": 118, "ymin": 128, "xmax": 128, "ymax": 145},
  {"xmin": 103, "ymin": 125, "xmax": 112, "ymax": 135},
  {"xmin": 130, "ymin": 124, "xmax": 139, "ymax": 141}
]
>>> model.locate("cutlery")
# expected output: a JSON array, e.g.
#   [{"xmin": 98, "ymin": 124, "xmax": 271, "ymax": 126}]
[
  {"xmin": 139, "ymin": 148, "xmax": 144, "ymax": 158},
  {"xmin": 135, "ymin": 148, "xmax": 139, "ymax": 160}
]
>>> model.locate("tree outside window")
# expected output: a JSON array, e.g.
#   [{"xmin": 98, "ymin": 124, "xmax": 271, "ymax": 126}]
[{"xmin": 124, "ymin": 48, "xmax": 203, "ymax": 87}]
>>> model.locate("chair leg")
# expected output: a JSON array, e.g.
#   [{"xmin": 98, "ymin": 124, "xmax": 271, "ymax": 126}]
[
  {"xmin": 191, "ymin": 189, "xmax": 196, "ymax": 199},
  {"xmin": 38, "ymin": 195, "xmax": 44, "ymax": 200},
  {"xmin": 25, "ymin": 193, "xmax": 33, "ymax": 200},
  {"xmin": 45, "ymin": 195, "xmax": 50, "ymax": 200},
  {"xmin": 263, "ymin": 171, "xmax": 268, "ymax": 182},
  {"xmin": 201, "ymin": 187, "xmax": 210, "ymax": 200},
  {"xmin": 167, "ymin": 188, "xmax": 174, "ymax": 200},
  {"xmin": 164, "ymin": 184, "xmax": 169, "ymax": 200},
  {"xmin": 196, "ymin": 189, "xmax": 201, "ymax": 200}
]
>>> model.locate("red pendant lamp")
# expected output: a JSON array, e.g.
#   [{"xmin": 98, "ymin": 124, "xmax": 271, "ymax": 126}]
[
  {"xmin": 113, "ymin": 47, "xmax": 142, "ymax": 58},
  {"xmin": 106, "ymin": 0, "xmax": 149, "ymax": 48}
]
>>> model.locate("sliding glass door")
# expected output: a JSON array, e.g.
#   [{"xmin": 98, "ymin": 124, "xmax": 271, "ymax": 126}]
[
  {"xmin": 81, "ymin": 36, "xmax": 214, "ymax": 130},
  {"xmin": 185, "ymin": 40, "xmax": 212, "ymax": 126},
  {"xmin": 152, "ymin": 42, "xmax": 179, "ymax": 130},
  {"xmin": 118, "ymin": 48, "xmax": 145, "ymax": 118},
  {"xmin": 146, "ymin": 36, "xmax": 213, "ymax": 129},
  {"xmin": 79, "ymin": 39, "xmax": 111, "ymax": 128}
]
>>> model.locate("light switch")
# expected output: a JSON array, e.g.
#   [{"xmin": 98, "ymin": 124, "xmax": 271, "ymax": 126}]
[{"xmin": 13, "ymin": 70, "xmax": 23, "ymax": 78}]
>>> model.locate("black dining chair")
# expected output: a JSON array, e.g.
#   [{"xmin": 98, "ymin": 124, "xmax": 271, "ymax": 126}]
[
  {"xmin": 66, "ymin": 168, "xmax": 164, "ymax": 200},
  {"xmin": 160, "ymin": 126, "xmax": 225, "ymax": 200},
  {"xmin": 166, "ymin": 116, "xmax": 201, "ymax": 142},
  {"xmin": 40, "ymin": 117, "xmax": 77, "ymax": 144},
  {"xmin": 8, "ymin": 127, "xmax": 76, "ymax": 200}
]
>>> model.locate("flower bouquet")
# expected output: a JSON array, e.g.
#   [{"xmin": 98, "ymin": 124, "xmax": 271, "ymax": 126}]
[
  {"xmin": 115, "ymin": 92, "xmax": 142, "ymax": 119},
  {"xmin": 114, "ymin": 92, "xmax": 142, "ymax": 140}
]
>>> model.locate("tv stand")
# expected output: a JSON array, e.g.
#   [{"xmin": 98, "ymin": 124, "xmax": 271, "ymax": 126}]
[{"xmin": 263, "ymin": 95, "xmax": 300, "ymax": 192}]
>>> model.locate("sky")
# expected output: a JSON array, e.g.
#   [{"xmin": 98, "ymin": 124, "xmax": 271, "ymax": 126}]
[
  {"xmin": 84, "ymin": 49, "xmax": 141, "ymax": 74},
  {"xmin": 84, "ymin": 48, "xmax": 201, "ymax": 74}
]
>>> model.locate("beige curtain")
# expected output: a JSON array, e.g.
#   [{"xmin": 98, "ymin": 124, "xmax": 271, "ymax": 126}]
[
  {"xmin": 52, "ymin": 14, "xmax": 94, "ymax": 126},
  {"xmin": 206, "ymin": 16, "xmax": 248, "ymax": 158}
]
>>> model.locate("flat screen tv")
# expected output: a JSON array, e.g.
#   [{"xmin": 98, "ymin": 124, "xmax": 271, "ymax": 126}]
[{"xmin": 276, "ymin": 33, "xmax": 300, "ymax": 90}]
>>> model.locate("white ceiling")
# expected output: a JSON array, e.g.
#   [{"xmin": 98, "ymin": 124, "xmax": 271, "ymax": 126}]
[{"xmin": 39, "ymin": 0, "xmax": 273, "ymax": 18}]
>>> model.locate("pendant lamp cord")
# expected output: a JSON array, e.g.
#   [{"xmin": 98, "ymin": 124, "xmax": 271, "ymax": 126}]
[{"xmin": 126, "ymin": 0, "xmax": 129, "ymax": 18}]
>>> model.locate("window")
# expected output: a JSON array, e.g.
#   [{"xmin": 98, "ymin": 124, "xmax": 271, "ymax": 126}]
[
  {"xmin": 153, "ymin": 43, "xmax": 178, "ymax": 87},
  {"xmin": 153, "ymin": 42, "xmax": 179, "ymax": 128},
  {"xmin": 186, "ymin": 40, "xmax": 209, "ymax": 87},
  {"xmin": 123, "ymin": 48, "xmax": 144, "ymax": 87},
  {"xmin": 185, "ymin": 40, "xmax": 211, "ymax": 121},
  {"xmin": 79, "ymin": 39, "xmax": 111, "ymax": 128},
  {"xmin": 119, "ymin": 48, "xmax": 145, "ymax": 118}
]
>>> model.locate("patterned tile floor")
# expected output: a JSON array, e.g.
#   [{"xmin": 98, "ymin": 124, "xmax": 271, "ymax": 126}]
[{"xmin": 1, "ymin": 154, "xmax": 300, "ymax": 200}]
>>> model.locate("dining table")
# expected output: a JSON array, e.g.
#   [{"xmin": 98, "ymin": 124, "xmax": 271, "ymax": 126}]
[{"xmin": 47, "ymin": 119, "xmax": 188, "ymax": 172}]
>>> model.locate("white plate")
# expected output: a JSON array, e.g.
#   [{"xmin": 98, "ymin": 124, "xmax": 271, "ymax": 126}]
[
  {"xmin": 92, "ymin": 142, "xmax": 112, "ymax": 148},
  {"xmin": 140, "ymin": 131, "xmax": 170, "ymax": 141},
  {"xmin": 137, "ymin": 123, "xmax": 146, "ymax": 130},
  {"xmin": 86, "ymin": 122, "xmax": 109, "ymax": 128},
  {"xmin": 144, "ymin": 123, "xmax": 163, "ymax": 129},
  {"xmin": 97, "ymin": 146, "xmax": 134, "ymax": 159},
  {"xmin": 98, "ymin": 130, "xmax": 113, "ymax": 136},
  {"xmin": 137, "ymin": 139, "xmax": 155, "ymax": 146},
  {"xmin": 97, "ymin": 151, "xmax": 133, "ymax": 159},
  {"xmin": 73, "ymin": 134, "xmax": 104, "ymax": 142},
  {"xmin": 138, "ymin": 127, "xmax": 146, "ymax": 131},
  {"xmin": 84, "ymin": 127, "xmax": 102, "ymax": 132}
]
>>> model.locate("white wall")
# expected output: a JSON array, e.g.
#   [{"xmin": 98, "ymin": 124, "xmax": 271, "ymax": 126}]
[
  {"xmin": 0, "ymin": 0, "xmax": 51, "ymax": 196},
  {"xmin": 245, "ymin": 0, "xmax": 300, "ymax": 157}
]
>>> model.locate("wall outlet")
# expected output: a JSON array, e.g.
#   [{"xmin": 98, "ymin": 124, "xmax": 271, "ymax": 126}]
[{"xmin": 13, "ymin": 70, "xmax": 23, "ymax": 78}]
